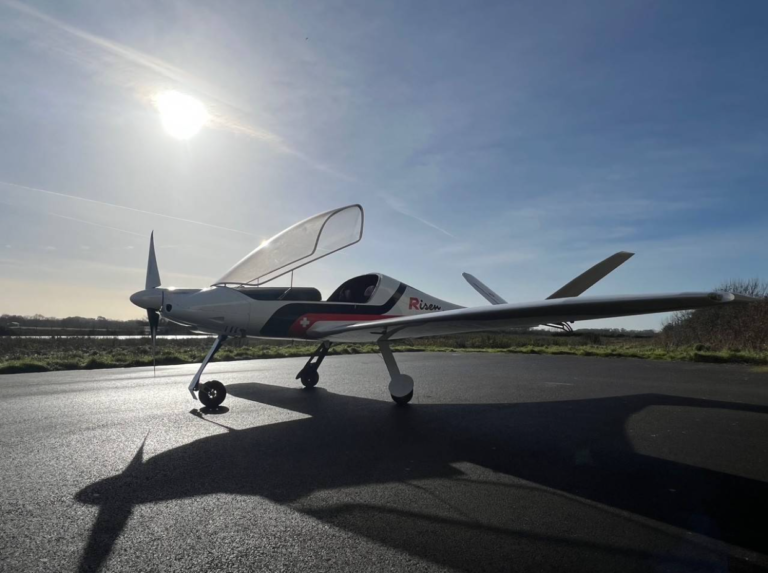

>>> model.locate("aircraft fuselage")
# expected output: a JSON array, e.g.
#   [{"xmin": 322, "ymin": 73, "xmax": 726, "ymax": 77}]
[{"xmin": 153, "ymin": 274, "xmax": 460, "ymax": 343}]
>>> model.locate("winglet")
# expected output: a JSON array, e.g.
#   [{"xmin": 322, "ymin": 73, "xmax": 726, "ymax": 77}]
[
  {"xmin": 547, "ymin": 251, "xmax": 633, "ymax": 299},
  {"xmin": 462, "ymin": 272, "xmax": 508, "ymax": 305}
]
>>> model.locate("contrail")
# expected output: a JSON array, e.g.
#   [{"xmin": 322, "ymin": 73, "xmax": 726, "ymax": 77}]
[
  {"xmin": 2, "ymin": 0, "xmax": 246, "ymax": 113},
  {"xmin": 383, "ymin": 194, "xmax": 456, "ymax": 238},
  {"xmin": 0, "ymin": 180, "xmax": 257, "ymax": 236},
  {"xmin": 0, "ymin": 197, "xmax": 145, "ymax": 237}
]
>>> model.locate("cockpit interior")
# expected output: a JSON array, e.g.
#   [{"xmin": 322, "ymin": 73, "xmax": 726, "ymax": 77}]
[
  {"xmin": 236, "ymin": 286, "xmax": 322, "ymax": 302},
  {"xmin": 327, "ymin": 274, "xmax": 380, "ymax": 303}
]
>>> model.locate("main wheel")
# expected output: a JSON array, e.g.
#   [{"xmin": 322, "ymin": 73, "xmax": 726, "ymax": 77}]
[
  {"xmin": 391, "ymin": 390, "xmax": 413, "ymax": 405},
  {"xmin": 199, "ymin": 380, "xmax": 227, "ymax": 408},
  {"xmin": 300, "ymin": 369, "xmax": 319, "ymax": 388}
]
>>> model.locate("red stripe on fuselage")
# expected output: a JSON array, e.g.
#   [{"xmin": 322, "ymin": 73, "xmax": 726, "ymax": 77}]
[{"xmin": 288, "ymin": 313, "xmax": 400, "ymax": 337}]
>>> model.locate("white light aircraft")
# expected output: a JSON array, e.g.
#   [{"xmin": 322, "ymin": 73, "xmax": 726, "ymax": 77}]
[{"xmin": 129, "ymin": 205, "xmax": 754, "ymax": 408}]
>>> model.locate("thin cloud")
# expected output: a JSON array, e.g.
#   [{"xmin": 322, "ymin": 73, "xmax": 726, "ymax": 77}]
[
  {"xmin": 384, "ymin": 195, "xmax": 455, "ymax": 238},
  {"xmin": 0, "ymin": 180, "xmax": 256, "ymax": 236},
  {"xmin": 0, "ymin": 257, "xmax": 24, "ymax": 268},
  {"xmin": 466, "ymin": 249, "xmax": 537, "ymax": 267},
  {"xmin": 2, "ymin": 0, "xmax": 352, "ymax": 181},
  {"xmin": 48, "ymin": 212, "xmax": 146, "ymax": 238},
  {"xmin": 0, "ymin": 255, "xmax": 213, "ymax": 285},
  {"xmin": 3, "ymin": 0, "xmax": 238, "ymax": 106}
]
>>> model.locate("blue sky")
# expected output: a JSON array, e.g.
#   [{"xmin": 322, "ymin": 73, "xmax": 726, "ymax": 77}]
[{"xmin": 0, "ymin": 0, "xmax": 766, "ymax": 329}]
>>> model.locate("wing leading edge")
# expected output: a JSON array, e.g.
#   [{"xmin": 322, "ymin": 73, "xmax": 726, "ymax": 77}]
[{"xmin": 310, "ymin": 291, "xmax": 755, "ymax": 342}]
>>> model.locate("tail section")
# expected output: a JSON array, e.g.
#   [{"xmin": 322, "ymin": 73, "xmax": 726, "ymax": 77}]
[{"xmin": 463, "ymin": 251, "xmax": 634, "ymax": 305}]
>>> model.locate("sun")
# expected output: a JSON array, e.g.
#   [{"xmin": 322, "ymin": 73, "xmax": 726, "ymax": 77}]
[{"xmin": 154, "ymin": 90, "xmax": 209, "ymax": 140}]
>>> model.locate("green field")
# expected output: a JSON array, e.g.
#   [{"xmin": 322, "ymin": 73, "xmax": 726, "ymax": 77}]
[{"xmin": 2, "ymin": 333, "xmax": 767, "ymax": 375}]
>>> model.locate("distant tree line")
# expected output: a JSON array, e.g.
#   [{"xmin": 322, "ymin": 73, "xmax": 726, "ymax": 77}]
[
  {"xmin": 0, "ymin": 314, "xmax": 192, "ymax": 336},
  {"xmin": 0, "ymin": 314, "xmax": 143, "ymax": 331},
  {"xmin": 551, "ymin": 327, "xmax": 657, "ymax": 338},
  {"xmin": 661, "ymin": 279, "xmax": 768, "ymax": 351}
]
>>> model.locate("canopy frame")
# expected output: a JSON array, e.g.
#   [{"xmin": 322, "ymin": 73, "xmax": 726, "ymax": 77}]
[{"xmin": 212, "ymin": 204, "xmax": 364, "ymax": 287}]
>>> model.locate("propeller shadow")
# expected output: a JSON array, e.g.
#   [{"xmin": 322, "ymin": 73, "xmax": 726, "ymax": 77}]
[{"xmin": 74, "ymin": 383, "xmax": 768, "ymax": 572}]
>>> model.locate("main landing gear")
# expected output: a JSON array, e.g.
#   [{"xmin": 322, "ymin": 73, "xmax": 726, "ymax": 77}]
[
  {"xmin": 296, "ymin": 341, "xmax": 331, "ymax": 388},
  {"xmin": 187, "ymin": 336, "xmax": 413, "ymax": 407},
  {"xmin": 379, "ymin": 341, "xmax": 414, "ymax": 405},
  {"xmin": 189, "ymin": 334, "xmax": 228, "ymax": 408},
  {"xmin": 296, "ymin": 341, "xmax": 413, "ymax": 405}
]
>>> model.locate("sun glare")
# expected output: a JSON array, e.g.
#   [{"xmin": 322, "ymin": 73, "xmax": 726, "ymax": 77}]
[{"xmin": 155, "ymin": 90, "xmax": 209, "ymax": 140}]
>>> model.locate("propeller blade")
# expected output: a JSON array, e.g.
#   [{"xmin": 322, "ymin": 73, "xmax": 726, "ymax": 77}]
[
  {"xmin": 146, "ymin": 231, "xmax": 161, "ymax": 289},
  {"xmin": 148, "ymin": 309, "xmax": 159, "ymax": 376}
]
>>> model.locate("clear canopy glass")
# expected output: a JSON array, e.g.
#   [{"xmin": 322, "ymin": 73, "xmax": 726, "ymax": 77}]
[{"xmin": 213, "ymin": 204, "xmax": 364, "ymax": 286}]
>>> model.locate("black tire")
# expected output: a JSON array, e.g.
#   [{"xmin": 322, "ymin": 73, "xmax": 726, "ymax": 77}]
[
  {"xmin": 391, "ymin": 390, "xmax": 413, "ymax": 405},
  {"xmin": 199, "ymin": 380, "xmax": 227, "ymax": 408},
  {"xmin": 300, "ymin": 369, "xmax": 319, "ymax": 388}
]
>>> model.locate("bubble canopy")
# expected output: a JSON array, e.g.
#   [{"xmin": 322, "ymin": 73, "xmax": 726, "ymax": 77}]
[{"xmin": 213, "ymin": 205, "xmax": 364, "ymax": 286}]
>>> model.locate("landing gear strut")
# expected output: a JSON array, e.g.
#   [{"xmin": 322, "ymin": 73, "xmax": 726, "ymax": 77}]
[
  {"xmin": 379, "ymin": 341, "xmax": 413, "ymax": 405},
  {"xmin": 296, "ymin": 341, "xmax": 331, "ymax": 388},
  {"xmin": 189, "ymin": 335, "xmax": 228, "ymax": 407}
]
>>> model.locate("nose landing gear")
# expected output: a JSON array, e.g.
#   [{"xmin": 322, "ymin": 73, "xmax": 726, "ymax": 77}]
[{"xmin": 189, "ymin": 335, "xmax": 229, "ymax": 407}]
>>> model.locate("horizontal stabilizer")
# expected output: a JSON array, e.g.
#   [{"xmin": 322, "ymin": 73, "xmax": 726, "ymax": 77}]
[
  {"xmin": 462, "ymin": 273, "xmax": 508, "ymax": 305},
  {"xmin": 547, "ymin": 251, "xmax": 634, "ymax": 299}
]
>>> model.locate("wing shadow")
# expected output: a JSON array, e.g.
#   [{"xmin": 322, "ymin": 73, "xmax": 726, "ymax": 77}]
[{"xmin": 74, "ymin": 382, "xmax": 768, "ymax": 572}]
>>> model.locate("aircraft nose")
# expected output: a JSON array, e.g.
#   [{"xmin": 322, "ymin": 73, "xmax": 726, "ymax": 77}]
[{"xmin": 130, "ymin": 289, "xmax": 162, "ymax": 310}]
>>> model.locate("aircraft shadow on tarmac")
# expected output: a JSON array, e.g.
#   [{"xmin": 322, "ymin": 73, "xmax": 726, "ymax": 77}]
[{"xmin": 74, "ymin": 382, "xmax": 768, "ymax": 573}]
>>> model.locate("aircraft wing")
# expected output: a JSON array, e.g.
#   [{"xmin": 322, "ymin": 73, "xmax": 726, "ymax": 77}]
[{"xmin": 310, "ymin": 291, "xmax": 756, "ymax": 342}]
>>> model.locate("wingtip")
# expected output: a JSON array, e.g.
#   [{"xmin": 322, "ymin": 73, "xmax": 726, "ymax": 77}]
[{"xmin": 730, "ymin": 292, "xmax": 761, "ymax": 303}]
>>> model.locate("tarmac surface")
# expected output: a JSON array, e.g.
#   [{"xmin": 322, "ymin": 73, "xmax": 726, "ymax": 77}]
[{"xmin": 1, "ymin": 352, "xmax": 768, "ymax": 572}]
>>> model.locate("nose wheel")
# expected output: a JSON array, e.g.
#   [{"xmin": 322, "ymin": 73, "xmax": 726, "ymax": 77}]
[{"xmin": 199, "ymin": 380, "xmax": 227, "ymax": 408}]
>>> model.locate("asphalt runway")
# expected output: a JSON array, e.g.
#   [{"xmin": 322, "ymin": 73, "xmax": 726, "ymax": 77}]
[{"xmin": 2, "ymin": 352, "xmax": 768, "ymax": 573}]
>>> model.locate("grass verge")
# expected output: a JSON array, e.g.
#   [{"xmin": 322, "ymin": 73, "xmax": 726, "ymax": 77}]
[{"xmin": 2, "ymin": 340, "xmax": 768, "ymax": 374}]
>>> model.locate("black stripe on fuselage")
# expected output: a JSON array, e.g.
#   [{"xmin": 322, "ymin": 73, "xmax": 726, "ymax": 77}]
[{"xmin": 259, "ymin": 283, "xmax": 407, "ymax": 337}]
